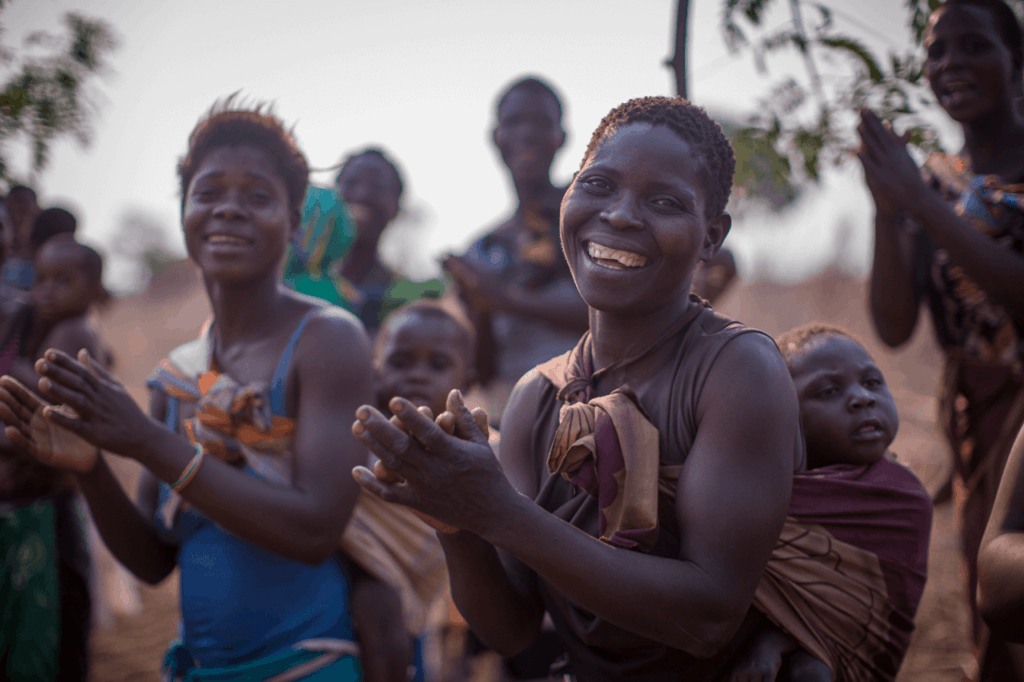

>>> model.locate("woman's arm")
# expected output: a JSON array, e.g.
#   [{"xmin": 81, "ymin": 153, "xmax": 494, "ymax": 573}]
[
  {"xmin": 0, "ymin": 378, "xmax": 178, "ymax": 583},
  {"xmin": 354, "ymin": 334, "xmax": 797, "ymax": 657},
  {"xmin": 77, "ymin": 458, "xmax": 178, "ymax": 584},
  {"xmin": 444, "ymin": 254, "xmax": 589, "ymax": 333},
  {"xmin": 867, "ymin": 212, "xmax": 921, "ymax": 347},
  {"xmin": 904, "ymin": 196, "xmax": 1024, "ymax": 323},
  {"xmin": 859, "ymin": 110, "xmax": 1024, "ymax": 326},
  {"xmin": 27, "ymin": 311, "xmax": 373, "ymax": 565},
  {"xmin": 977, "ymin": 425, "xmax": 1024, "ymax": 643},
  {"xmin": 434, "ymin": 379, "xmax": 546, "ymax": 656}
]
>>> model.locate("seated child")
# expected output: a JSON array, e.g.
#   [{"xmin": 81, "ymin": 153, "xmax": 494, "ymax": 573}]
[
  {"xmin": 731, "ymin": 323, "xmax": 933, "ymax": 682},
  {"xmin": 0, "ymin": 237, "xmax": 108, "ymax": 682}
]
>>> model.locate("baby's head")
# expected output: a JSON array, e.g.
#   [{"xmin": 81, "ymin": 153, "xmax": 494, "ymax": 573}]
[
  {"xmin": 32, "ymin": 239, "xmax": 107, "ymax": 323},
  {"xmin": 777, "ymin": 323, "xmax": 899, "ymax": 469},
  {"xmin": 373, "ymin": 299, "xmax": 477, "ymax": 417}
]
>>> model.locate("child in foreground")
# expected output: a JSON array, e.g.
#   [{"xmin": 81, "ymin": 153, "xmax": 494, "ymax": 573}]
[{"xmin": 731, "ymin": 323, "xmax": 933, "ymax": 682}]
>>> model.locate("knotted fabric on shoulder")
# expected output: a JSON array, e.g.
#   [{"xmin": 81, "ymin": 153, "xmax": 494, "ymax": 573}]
[{"xmin": 147, "ymin": 330, "xmax": 447, "ymax": 636}]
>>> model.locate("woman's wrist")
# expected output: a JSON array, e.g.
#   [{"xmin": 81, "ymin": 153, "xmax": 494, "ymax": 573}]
[
  {"xmin": 119, "ymin": 416, "xmax": 173, "ymax": 464},
  {"xmin": 469, "ymin": 483, "xmax": 535, "ymax": 549}
]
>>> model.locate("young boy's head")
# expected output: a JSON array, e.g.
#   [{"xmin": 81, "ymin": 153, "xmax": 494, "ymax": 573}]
[
  {"xmin": 335, "ymin": 148, "xmax": 403, "ymax": 249},
  {"xmin": 32, "ymin": 239, "xmax": 107, "ymax": 323},
  {"xmin": 493, "ymin": 76, "xmax": 566, "ymax": 186},
  {"xmin": 777, "ymin": 323, "xmax": 899, "ymax": 469},
  {"xmin": 373, "ymin": 299, "xmax": 477, "ymax": 417}
]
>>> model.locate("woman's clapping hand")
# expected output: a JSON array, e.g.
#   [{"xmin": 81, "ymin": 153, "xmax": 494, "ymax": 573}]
[{"xmin": 351, "ymin": 390, "xmax": 508, "ymax": 536}]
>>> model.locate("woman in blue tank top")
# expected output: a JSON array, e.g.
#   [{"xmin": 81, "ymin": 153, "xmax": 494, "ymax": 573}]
[{"xmin": 0, "ymin": 99, "xmax": 374, "ymax": 681}]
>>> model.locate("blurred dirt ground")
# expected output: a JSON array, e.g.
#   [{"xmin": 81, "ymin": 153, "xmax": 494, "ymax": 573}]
[{"xmin": 85, "ymin": 266, "xmax": 973, "ymax": 681}]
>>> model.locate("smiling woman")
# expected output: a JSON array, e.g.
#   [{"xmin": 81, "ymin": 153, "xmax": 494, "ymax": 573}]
[
  {"xmin": 351, "ymin": 96, "xmax": 804, "ymax": 681},
  {"xmin": 0, "ymin": 99, "xmax": 375, "ymax": 681},
  {"xmin": 858, "ymin": 1, "xmax": 1024, "ymax": 678}
]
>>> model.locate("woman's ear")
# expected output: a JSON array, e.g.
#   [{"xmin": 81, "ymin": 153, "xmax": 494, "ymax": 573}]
[{"xmin": 700, "ymin": 212, "xmax": 732, "ymax": 262}]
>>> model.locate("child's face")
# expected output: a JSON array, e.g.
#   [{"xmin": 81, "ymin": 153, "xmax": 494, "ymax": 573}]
[
  {"xmin": 560, "ymin": 123, "xmax": 728, "ymax": 317},
  {"xmin": 789, "ymin": 336, "xmax": 899, "ymax": 469},
  {"xmin": 336, "ymin": 155, "xmax": 400, "ymax": 246},
  {"xmin": 374, "ymin": 313, "xmax": 470, "ymax": 417},
  {"xmin": 182, "ymin": 144, "xmax": 294, "ymax": 284},
  {"xmin": 493, "ymin": 89, "xmax": 564, "ymax": 185},
  {"xmin": 32, "ymin": 244, "xmax": 95, "ymax": 322}
]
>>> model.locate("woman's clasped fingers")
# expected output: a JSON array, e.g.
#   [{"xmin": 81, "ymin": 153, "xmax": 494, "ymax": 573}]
[
  {"xmin": 351, "ymin": 465, "xmax": 417, "ymax": 507},
  {"xmin": 34, "ymin": 350, "xmax": 100, "ymax": 414},
  {"xmin": 0, "ymin": 376, "xmax": 45, "ymax": 425},
  {"xmin": 388, "ymin": 396, "xmax": 466, "ymax": 453},
  {"xmin": 352, "ymin": 405, "xmax": 425, "ymax": 476}
]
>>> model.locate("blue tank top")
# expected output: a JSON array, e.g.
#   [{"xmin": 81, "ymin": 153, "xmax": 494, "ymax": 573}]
[{"xmin": 155, "ymin": 309, "xmax": 355, "ymax": 668}]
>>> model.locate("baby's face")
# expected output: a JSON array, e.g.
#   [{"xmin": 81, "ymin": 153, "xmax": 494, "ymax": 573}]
[
  {"xmin": 32, "ymin": 243, "xmax": 95, "ymax": 322},
  {"xmin": 788, "ymin": 336, "xmax": 899, "ymax": 469},
  {"xmin": 374, "ymin": 313, "xmax": 469, "ymax": 418}
]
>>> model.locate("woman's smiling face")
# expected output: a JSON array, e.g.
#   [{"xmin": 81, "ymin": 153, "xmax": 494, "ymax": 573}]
[
  {"xmin": 925, "ymin": 4, "xmax": 1020, "ymax": 123},
  {"xmin": 182, "ymin": 144, "xmax": 295, "ymax": 283},
  {"xmin": 560, "ymin": 122, "xmax": 729, "ymax": 317}
]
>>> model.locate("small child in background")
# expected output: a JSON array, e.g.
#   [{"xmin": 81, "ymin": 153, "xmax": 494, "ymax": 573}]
[
  {"xmin": 14, "ymin": 238, "xmax": 111, "ymax": 384},
  {"xmin": 0, "ymin": 237, "xmax": 110, "ymax": 682},
  {"xmin": 347, "ymin": 298, "xmax": 479, "ymax": 682},
  {"xmin": 374, "ymin": 298, "xmax": 478, "ymax": 419},
  {"xmin": 731, "ymin": 323, "xmax": 932, "ymax": 682}
]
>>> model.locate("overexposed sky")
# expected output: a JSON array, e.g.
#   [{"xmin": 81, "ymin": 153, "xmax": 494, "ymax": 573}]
[{"xmin": 8, "ymin": 0, "xmax": 952, "ymax": 288}]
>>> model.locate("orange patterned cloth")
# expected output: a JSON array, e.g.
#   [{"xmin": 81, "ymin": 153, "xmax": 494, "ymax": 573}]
[{"xmin": 147, "ymin": 333, "xmax": 448, "ymax": 635}]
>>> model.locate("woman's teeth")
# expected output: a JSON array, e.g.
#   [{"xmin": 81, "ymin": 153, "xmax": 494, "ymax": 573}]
[
  {"xmin": 207, "ymin": 235, "xmax": 248, "ymax": 245},
  {"xmin": 587, "ymin": 242, "xmax": 649, "ymax": 268}
]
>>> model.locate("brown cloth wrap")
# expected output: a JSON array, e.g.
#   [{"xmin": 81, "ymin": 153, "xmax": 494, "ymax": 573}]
[{"xmin": 538, "ymin": 328, "xmax": 932, "ymax": 681}]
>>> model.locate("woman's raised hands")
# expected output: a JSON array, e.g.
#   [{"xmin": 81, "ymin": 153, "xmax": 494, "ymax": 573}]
[
  {"xmin": 0, "ymin": 364, "xmax": 98, "ymax": 473},
  {"xmin": 352, "ymin": 389, "xmax": 509, "ymax": 536},
  {"xmin": 857, "ymin": 109, "xmax": 928, "ymax": 218},
  {"xmin": 2, "ymin": 348, "xmax": 159, "ymax": 461}
]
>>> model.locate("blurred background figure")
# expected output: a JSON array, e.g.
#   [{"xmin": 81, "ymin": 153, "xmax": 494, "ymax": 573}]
[
  {"xmin": 444, "ymin": 76, "xmax": 588, "ymax": 427},
  {"xmin": 284, "ymin": 147, "xmax": 442, "ymax": 337},
  {"xmin": 859, "ymin": 1, "xmax": 1024, "ymax": 679},
  {"xmin": 1, "ymin": 185, "xmax": 41, "ymax": 297},
  {"xmin": 0, "ymin": 234, "xmax": 111, "ymax": 682}
]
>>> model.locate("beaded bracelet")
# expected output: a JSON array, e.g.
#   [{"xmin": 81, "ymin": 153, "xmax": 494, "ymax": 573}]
[{"xmin": 171, "ymin": 444, "xmax": 205, "ymax": 493}]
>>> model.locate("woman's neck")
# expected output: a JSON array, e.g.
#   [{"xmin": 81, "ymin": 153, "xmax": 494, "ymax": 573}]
[
  {"xmin": 588, "ymin": 295, "xmax": 696, "ymax": 372},
  {"xmin": 962, "ymin": 101, "xmax": 1024, "ymax": 177},
  {"xmin": 205, "ymin": 273, "xmax": 285, "ymax": 348}
]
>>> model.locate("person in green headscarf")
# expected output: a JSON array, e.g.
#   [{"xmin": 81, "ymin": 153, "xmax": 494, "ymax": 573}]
[{"xmin": 284, "ymin": 148, "xmax": 442, "ymax": 335}]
